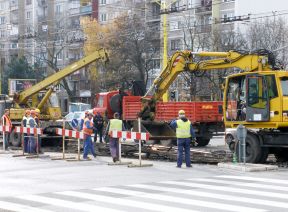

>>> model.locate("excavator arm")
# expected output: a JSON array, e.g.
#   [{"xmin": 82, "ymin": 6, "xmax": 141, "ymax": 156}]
[
  {"xmin": 14, "ymin": 48, "xmax": 108, "ymax": 106},
  {"xmin": 145, "ymin": 50, "xmax": 273, "ymax": 100}
]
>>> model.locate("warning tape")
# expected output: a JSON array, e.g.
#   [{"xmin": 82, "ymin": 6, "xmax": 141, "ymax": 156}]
[
  {"xmin": 110, "ymin": 130, "xmax": 150, "ymax": 140},
  {"xmin": 0, "ymin": 126, "xmax": 11, "ymax": 132},
  {"xmin": 56, "ymin": 128, "xmax": 84, "ymax": 139},
  {"xmin": 15, "ymin": 126, "xmax": 42, "ymax": 135}
]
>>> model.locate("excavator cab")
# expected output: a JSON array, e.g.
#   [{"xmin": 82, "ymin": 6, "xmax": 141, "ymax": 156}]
[{"xmin": 245, "ymin": 74, "xmax": 270, "ymax": 122}]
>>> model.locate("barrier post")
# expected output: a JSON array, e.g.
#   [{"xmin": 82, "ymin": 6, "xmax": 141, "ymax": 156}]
[
  {"xmin": 128, "ymin": 118, "xmax": 153, "ymax": 168},
  {"xmin": 77, "ymin": 138, "xmax": 80, "ymax": 161},
  {"xmin": 108, "ymin": 137, "xmax": 131, "ymax": 166}
]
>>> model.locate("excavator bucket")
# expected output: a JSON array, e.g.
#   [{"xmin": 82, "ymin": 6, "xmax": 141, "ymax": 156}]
[{"xmin": 132, "ymin": 120, "xmax": 175, "ymax": 141}]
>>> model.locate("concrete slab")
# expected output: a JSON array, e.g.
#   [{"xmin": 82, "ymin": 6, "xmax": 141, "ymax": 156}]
[
  {"xmin": 128, "ymin": 163, "xmax": 153, "ymax": 168},
  {"xmin": 217, "ymin": 162, "xmax": 278, "ymax": 172}
]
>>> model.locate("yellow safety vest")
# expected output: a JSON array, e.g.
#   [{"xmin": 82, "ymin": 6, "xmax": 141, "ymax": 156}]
[
  {"xmin": 176, "ymin": 119, "xmax": 191, "ymax": 138},
  {"xmin": 109, "ymin": 119, "xmax": 122, "ymax": 132}
]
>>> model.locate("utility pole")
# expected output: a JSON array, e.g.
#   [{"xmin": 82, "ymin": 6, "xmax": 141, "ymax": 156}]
[{"xmin": 156, "ymin": 0, "xmax": 178, "ymax": 102}]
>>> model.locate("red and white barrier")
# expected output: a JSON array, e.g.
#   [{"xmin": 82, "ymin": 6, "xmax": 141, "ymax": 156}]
[
  {"xmin": 15, "ymin": 126, "xmax": 42, "ymax": 135},
  {"xmin": 110, "ymin": 130, "xmax": 150, "ymax": 141},
  {"xmin": 0, "ymin": 126, "xmax": 11, "ymax": 133},
  {"xmin": 56, "ymin": 128, "xmax": 84, "ymax": 139}
]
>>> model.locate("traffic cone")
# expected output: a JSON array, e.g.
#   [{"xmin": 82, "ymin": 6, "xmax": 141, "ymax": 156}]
[{"xmin": 233, "ymin": 152, "xmax": 237, "ymax": 164}]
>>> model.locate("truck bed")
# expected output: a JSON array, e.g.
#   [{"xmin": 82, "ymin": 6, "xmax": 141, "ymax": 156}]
[{"xmin": 122, "ymin": 96, "xmax": 223, "ymax": 123}]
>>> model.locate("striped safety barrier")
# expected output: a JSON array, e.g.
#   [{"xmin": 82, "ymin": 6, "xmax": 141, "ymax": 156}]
[
  {"xmin": 110, "ymin": 130, "xmax": 150, "ymax": 140},
  {"xmin": 56, "ymin": 128, "xmax": 84, "ymax": 139},
  {"xmin": 0, "ymin": 126, "xmax": 11, "ymax": 132},
  {"xmin": 15, "ymin": 126, "xmax": 42, "ymax": 135}
]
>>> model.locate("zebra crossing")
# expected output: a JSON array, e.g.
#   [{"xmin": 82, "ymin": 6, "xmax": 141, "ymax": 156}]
[{"xmin": 0, "ymin": 175, "xmax": 287, "ymax": 212}]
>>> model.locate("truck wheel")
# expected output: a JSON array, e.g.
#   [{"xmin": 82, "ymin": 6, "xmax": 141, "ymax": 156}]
[
  {"xmin": 235, "ymin": 133, "xmax": 261, "ymax": 163},
  {"xmin": 196, "ymin": 138, "xmax": 210, "ymax": 147},
  {"xmin": 258, "ymin": 147, "xmax": 269, "ymax": 164},
  {"xmin": 225, "ymin": 134, "xmax": 235, "ymax": 152},
  {"xmin": 9, "ymin": 128, "xmax": 21, "ymax": 147}
]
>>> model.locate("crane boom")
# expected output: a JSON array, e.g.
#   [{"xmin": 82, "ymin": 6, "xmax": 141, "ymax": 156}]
[
  {"xmin": 15, "ymin": 48, "xmax": 108, "ymax": 105},
  {"xmin": 145, "ymin": 50, "xmax": 272, "ymax": 100}
]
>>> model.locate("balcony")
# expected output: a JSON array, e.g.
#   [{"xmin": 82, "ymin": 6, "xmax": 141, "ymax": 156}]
[
  {"xmin": 195, "ymin": 0, "xmax": 212, "ymax": 14},
  {"xmin": 80, "ymin": 5, "xmax": 92, "ymax": 15}
]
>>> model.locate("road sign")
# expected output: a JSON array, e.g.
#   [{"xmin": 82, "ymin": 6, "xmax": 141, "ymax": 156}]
[{"xmin": 71, "ymin": 119, "xmax": 78, "ymax": 129}]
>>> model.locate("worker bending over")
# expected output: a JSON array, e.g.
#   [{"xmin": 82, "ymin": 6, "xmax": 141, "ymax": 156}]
[
  {"xmin": 170, "ymin": 110, "xmax": 196, "ymax": 168},
  {"xmin": 105, "ymin": 112, "xmax": 125, "ymax": 162},
  {"xmin": 83, "ymin": 112, "xmax": 97, "ymax": 160}
]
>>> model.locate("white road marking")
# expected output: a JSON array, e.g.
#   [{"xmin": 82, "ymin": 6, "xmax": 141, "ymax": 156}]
[
  {"xmin": 17, "ymin": 195, "xmax": 124, "ymax": 212},
  {"xmin": 95, "ymin": 186, "xmax": 267, "ymax": 212},
  {"xmin": 191, "ymin": 178, "xmax": 288, "ymax": 191},
  {"xmin": 159, "ymin": 180, "xmax": 288, "ymax": 200},
  {"xmin": 57, "ymin": 190, "xmax": 198, "ymax": 212},
  {"xmin": 217, "ymin": 175, "xmax": 288, "ymax": 185},
  {"xmin": 128, "ymin": 183, "xmax": 288, "ymax": 209},
  {"xmin": 0, "ymin": 200, "xmax": 53, "ymax": 212}
]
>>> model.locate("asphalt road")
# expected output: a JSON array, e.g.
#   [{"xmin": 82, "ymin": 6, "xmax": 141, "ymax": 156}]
[{"xmin": 0, "ymin": 136, "xmax": 287, "ymax": 212}]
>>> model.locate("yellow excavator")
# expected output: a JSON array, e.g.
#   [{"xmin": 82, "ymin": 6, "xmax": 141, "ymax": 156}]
[
  {"xmin": 143, "ymin": 49, "xmax": 288, "ymax": 163},
  {"xmin": 5, "ymin": 48, "xmax": 108, "ymax": 146}
]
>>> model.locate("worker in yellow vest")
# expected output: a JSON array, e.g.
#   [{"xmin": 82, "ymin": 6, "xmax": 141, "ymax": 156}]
[
  {"xmin": 22, "ymin": 110, "xmax": 31, "ymax": 153},
  {"xmin": 104, "ymin": 112, "xmax": 125, "ymax": 162},
  {"xmin": 170, "ymin": 110, "xmax": 196, "ymax": 168},
  {"xmin": 82, "ymin": 112, "xmax": 96, "ymax": 160}
]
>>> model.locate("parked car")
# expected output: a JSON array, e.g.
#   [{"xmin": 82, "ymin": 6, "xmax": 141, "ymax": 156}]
[{"xmin": 64, "ymin": 110, "xmax": 92, "ymax": 129}]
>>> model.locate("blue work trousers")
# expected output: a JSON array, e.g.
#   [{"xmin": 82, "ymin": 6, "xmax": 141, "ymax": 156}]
[
  {"xmin": 109, "ymin": 137, "xmax": 119, "ymax": 159},
  {"xmin": 177, "ymin": 138, "xmax": 191, "ymax": 167},
  {"xmin": 28, "ymin": 136, "xmax": 36, "ymax": 153},
  {"xmin": 83, "ymin": 135, "xmax": 96, "ymax": 159},
  {"xmin": 24, "ymin": 134, "xmax": 29, "ymax": 153}
]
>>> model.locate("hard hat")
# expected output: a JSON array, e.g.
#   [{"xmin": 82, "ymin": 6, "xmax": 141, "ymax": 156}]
[
  {"xmin": 25, "ymin": 110, "xmax": 31, "ymax": 115},
  {"xmin": 35, "ymin": 109, "xmax": 40, "ymax": 114},
  {"xmin": 178, "ymin": 110, "xmax": 185, "ymax": 115}
]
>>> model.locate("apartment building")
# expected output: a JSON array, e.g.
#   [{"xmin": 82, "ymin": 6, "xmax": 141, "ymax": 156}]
[{"xmin": 0, "ymin": 0, "xmax": 98, "ymax": 113}]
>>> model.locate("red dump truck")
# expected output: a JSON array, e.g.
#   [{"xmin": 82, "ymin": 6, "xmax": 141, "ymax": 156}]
[{"xmin": 93, "ymin": 91, "xmax": 223, "ymax": 146}]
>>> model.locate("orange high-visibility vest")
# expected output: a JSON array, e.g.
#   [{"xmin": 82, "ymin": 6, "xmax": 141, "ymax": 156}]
[
  {"xmin": 83, "ymin": 118, "xmax": 93, "ymax": 135},
  {"xmin": 2, "ymin": 115, "xmax": 12, "ymax": 128}
]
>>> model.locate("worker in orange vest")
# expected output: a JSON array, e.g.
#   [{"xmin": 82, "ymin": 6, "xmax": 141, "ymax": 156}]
[
  {"xmin": 83, "ymin": 112, "xmax": 96, "ymax": 160},
  {"xmin": 1, "ymin": 109, "xmax": 12, "ymax": 150}
]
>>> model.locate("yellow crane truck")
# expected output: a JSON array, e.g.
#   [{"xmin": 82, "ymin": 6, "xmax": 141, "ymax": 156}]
[
  {"xmin": 5, "ymin": 48, "xmax": 108, "ymax": 146},
  {"xmin": 143, "ymin": 49, "xmax": 288, "ymax": 163}
]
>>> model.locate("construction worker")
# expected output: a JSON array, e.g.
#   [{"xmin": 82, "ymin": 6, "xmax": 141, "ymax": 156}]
[
  {"xmin": 27, "ymin": 110, "xmax": 38, "ymax": 153},
  {"xmin": 34, "ymin": 109, "xmax": 42, "ymax": 153},
  {"xmin": 82, "ymin": 112, "xmax": 96, "ymax": 160},
  {"xmin": 104, "ymin": 112, "xmax": 125, "ymax": 162},
  {"xmin": 1, "ymin": 109, "xmax": 12, "ymax": 150},
  {"xmin": 93, "ymin": 110, "xmax": 104, "ymax": 143},
  {"xmin": 79, "ymin": 110, "xmax": 89, "ymax": 131},
  {"xmin": 170, "ymin": 110, "xmax": 196, "ymax": 168},
  {"xmin": 22, "ymin": 110, "xmax": 31, "ymax": 153}
]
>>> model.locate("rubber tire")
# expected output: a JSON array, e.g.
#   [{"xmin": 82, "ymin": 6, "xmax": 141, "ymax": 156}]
[
  {"xmin": 225, "ymin": 134, "xmax": 235, "ymax": 152},
  {"xmin": 196, "ymin": 138, "xmax": 210, "ymax": 147},
  {"xmin": 258, "ymin": 147, "xmax": 269, "ymax": 164},
  {"xmin": 9, "ymin": 128, "xmax": 21, "ymax": 147},
  {"xmin": 109, "ymin": 94, "xmax": 121, "ymax": 113},
  {"xmin": 235, "ymin": 133, "xmax": 261, "ymax": 163}
]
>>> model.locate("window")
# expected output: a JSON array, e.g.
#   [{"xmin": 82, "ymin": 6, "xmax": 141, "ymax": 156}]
[
  {"xmin": 0, "ymin": 17, "xmax": 5, "ymax": 24},
  {"xmin": 170, "ymin": 39, "xmax": 181, "ymax": 50},
  {"xmin": 100, "ymin": 0, "xmax": 106, "ymax": 5},
  {"xmin": 11, "ymin": 43, "xmax": 18, "ymax": 49},
  {"xmin": 247, "ymin": 76, "xmax": 268, "ymax": 109},
  {"xmin": 26, "ymin": 0, "xmax": 32, "ymax": 5},
  {"xmin": 26, "ymin": 11, "xmax": 31, "ymax": 19},
  {"xmin": 281, "ymin": 77, "xmax": 288, "ymax": 96},
  {"xmin": 100, "ymin": 13, "xmax": 107, "ymax": 22},
  {"xmin": 265, "ymin": 75, "xmax": 278, "ymax": 98},
  {"xmin": 187, "ymin": 0, "xmax": 193, "ymax": 8},
  {"xmin": 0, "ymin": 30, "xmax": 4, "ymax": 38},
  {"xmin": 0, "ymin": 44, "xmax": 4, "ymax": 49},
  {"xmin": 171, "ymin": 2, "xmax": 180, "ymax": 11},
  {"xmin": 57, "ymin": 51, "xmax": 63, "ymax": 60},
  {"xmin": 152, "ymin": 3, "xmax": 160, "ymax": 17},
  {"xmin": 56, "ymin": 5, "xmax": 62, "ymax": 14},
  {"xmin": 0, "ymin": 2, "xmax": 6, "ymax": 10}
]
